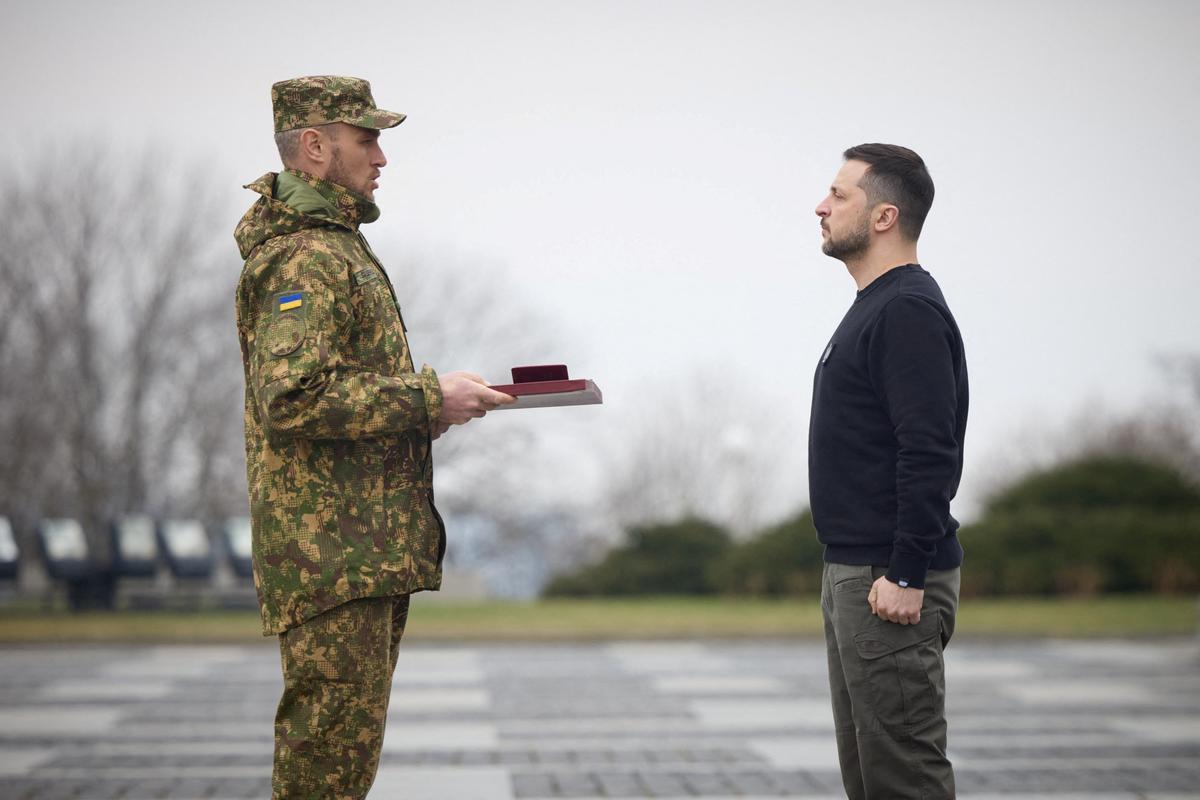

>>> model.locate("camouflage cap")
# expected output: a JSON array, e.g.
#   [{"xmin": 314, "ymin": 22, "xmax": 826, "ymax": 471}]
[{"xmin": 271, "ymin": 75, "xmax": 406, "ymax": 133}]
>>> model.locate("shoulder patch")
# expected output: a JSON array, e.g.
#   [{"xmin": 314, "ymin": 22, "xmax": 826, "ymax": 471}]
[
  {"xmin": 268, "ymin": 312, "xmax": 306, "ymax": 358},
  {"xmin": 271, "ymin": 290, "xmax": 308, "ymax": 320},
  {"xmin": 277, "ymin": 292, "xmax": 304, "ymax": 313}
]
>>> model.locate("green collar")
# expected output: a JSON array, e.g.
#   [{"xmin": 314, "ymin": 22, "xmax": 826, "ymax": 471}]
[{"xmin": 274, "ymin": 169, "xmax": 380, "ymax": 228}]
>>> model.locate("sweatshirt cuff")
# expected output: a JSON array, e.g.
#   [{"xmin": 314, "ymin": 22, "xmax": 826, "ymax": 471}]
[{"xmin": 886, "ymin": 549, "xmax": 930, "ymax": 590}]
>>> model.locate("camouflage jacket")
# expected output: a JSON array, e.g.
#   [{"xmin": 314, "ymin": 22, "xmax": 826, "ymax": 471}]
[{"xmin": 234, "ymin": 169, "xmax": 445, "ymax": 635}]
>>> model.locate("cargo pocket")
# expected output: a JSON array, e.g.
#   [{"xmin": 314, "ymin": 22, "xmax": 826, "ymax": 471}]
[{"xmin": 854, "ymin": 611, "xmax": 944, "ymax": 730}]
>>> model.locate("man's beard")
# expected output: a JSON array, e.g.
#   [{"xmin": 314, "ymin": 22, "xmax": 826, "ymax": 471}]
[
  {"xmin": 324, "ymin": 147, "xmax": 368, "ymax": 197},
  {"xmin": 821, "ymin": 212, "xmax": 870, "ymax": 261}
]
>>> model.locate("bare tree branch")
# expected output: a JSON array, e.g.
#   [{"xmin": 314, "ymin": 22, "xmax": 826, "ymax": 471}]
[{"xmin": 0, "ymin": 144, "xmax": 241, "ymax": 556}]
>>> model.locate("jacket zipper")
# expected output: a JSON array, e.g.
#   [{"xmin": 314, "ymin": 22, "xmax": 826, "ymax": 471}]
[{"xmin": 357, "ymin": 231, "xmax": 441, "ymax": 545}]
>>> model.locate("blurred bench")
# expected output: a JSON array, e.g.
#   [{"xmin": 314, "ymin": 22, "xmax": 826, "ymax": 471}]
[
  {"xmin": 0, "ymin": 515, "xmax": 258, "ymax": 611},
  {"xmin": 0, "ymin": 517, "xmax": 18, "ymax": 603}
]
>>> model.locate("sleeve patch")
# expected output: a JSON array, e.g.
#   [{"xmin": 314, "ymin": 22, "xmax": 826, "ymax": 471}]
[{"xmin": 268, "ymin": 312, "xmax": 306, "ymax": 358}]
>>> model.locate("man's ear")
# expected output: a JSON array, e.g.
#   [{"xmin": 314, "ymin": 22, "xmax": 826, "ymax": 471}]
[
  {"xmin": 298, "ymin": 128, "xmax": 327, "ymax": 165},
  {"xmin": 873, "ymin": 204, "xmax": 900, "ymax": 234}
]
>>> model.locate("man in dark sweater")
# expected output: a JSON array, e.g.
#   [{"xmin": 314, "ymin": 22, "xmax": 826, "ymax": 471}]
[{"xmin": 810, "ymin": 144, "xmax": 967, "ymax": 800}]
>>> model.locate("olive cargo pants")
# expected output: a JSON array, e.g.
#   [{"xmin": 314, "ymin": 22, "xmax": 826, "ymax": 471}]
[
  {"xmin": 821, "ymin": 563, "xmax": 959, "ymax": 800},
  {"xmin": 272, "ymin": 595, "xmax": 410, "ymax": 800}
]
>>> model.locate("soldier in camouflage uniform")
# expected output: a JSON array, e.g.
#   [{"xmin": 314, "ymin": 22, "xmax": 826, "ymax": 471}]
[{"xmin": 235, "ymin": 75, "xmax": 514, "ymax": 799}]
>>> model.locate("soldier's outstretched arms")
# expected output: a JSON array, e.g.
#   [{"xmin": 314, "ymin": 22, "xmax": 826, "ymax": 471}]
[
  {"xmin": 244, "ymin": 246, "xmax": 442, "ymax": 440},
  {"xmin": 438, "ymin": 371, "xmax": 515, "ymax": 425}
]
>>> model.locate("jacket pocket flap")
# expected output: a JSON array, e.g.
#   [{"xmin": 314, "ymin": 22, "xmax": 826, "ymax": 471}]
[{"xmin": 853, "ymin": 612, "xmax": 941, "ymax": 661}]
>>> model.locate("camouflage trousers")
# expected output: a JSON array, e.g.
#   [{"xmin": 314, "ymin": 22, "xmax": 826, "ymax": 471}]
[
  {"xmin": 822, "ymin": 563, "xmax": 960, "ymax": 800},
  {"xmin": 272, "ymin": 594, "xmax": 410, "ymax": 800}
]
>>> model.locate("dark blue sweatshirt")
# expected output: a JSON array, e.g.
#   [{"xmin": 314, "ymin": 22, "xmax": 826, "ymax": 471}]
[{"xmin": 808, "ymin": 264, "xmax": 967, "ymax": 589}]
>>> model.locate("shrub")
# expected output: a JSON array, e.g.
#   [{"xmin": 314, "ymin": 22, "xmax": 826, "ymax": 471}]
[
  {"xmin": 961, "ymin": 456, "xmax": 1200, "ymax": 596},
  {"xmin": 710, "ymin": 509, "xmax": 824, "ymax": 596},
  {"xmin": 985, "ymin": 455, "xmax": 1200, "ymax": 514},
  {"xmin": 544, "ymin": 517, "xmax": 731, "ymax": 596}
]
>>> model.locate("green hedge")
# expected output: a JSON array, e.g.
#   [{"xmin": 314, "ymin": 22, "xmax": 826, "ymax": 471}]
[
  {"xmin": 985, "ymin": 456, "xmax": 1200, "ymax": 514},
  {"xmin": 546, "ymin": 511, "xmax": 826, "ymax": 598},
  {"xmin": 959, "ymin": 455, "xmax": 1200, "ymax": 596},
  {"xmin": 544, "ymin": 517, "xmax": 731, "ymax": 596},
  {"xmin": 959, "ymin": 507, "xmax": 1200, "ymax": 596},
  {"xmin": 545, "ymin": 456, "xmax": 1200, "ymax": 598},
  {"xmin": 709, "ymin": 510, "xmax": 824, "ymax": 596}
]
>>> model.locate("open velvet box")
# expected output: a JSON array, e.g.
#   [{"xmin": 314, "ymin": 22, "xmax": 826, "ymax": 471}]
[{"xmin": 489, "ymin": 365, "xmax": 603, "ymax": 410}]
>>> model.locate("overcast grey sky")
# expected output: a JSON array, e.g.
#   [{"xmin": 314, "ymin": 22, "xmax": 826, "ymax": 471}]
[{"xmin": 4, "ymin": 0, "xmax": 1199, "ymax": 524}]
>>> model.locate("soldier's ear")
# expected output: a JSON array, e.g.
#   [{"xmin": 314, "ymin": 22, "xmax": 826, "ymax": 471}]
[{"xmin": 298, "ymin": 128, "xmax": 327, "ymax": 165}]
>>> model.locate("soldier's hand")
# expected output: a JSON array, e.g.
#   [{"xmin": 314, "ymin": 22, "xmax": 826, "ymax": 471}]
[
  {"xmin": 438, "ymin": 371, "xmax": 516, "ymax": 425},
  {"xmin": 431, "ymin": 420, "xmax": 451, "ymax": 440},
  {"xmin": 868, "ymin": 576, "xmax": 923, "ymax": 625}
]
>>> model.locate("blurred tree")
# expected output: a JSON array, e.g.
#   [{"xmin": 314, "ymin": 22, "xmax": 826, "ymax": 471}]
[
  {"xmin": 961, "ymin": 455, "xmax": 1200, "ymax": 596},
  {"xmin": 544, "ymin": 516, "xmax": 731, "ymax": 596},
  {"xmin": 981, "ymin": 353, "xmax": 1200, "ymax": 501},
  {"xmin": 710, "ymin": 508, "xmax": 824, "ymax": 596},
  {"xmin": 0, "ymin": 145, "xmax": 243, "ymax": 595},
  {"xmin": 985, "ymin": 456, "xmax": 1200, "ymax": 515},
  {"xmin": 598, "ymin": 370, "xmax": 801, "ymax": 539}
]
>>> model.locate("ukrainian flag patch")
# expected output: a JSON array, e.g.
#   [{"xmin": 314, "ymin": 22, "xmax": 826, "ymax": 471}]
[{"xmin": 278, "ymin": 292, "xmax": 304, "ymax": 312}]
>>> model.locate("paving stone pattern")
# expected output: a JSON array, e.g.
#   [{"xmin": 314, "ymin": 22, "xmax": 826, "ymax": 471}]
[{"xmin": 0, "ymin": 637, "xmax": 1198, "ymax": 798}]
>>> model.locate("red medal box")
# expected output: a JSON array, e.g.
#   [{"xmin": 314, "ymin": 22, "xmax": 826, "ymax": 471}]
[{"xmin": 489, "ymin": 365, "xmax": 603, "ymax": 410}]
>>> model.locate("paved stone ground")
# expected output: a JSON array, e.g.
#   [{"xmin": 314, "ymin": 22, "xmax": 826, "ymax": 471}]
[{"xmin": 0, "ymin": 637, "xmax": 1197, "ymax": 799}]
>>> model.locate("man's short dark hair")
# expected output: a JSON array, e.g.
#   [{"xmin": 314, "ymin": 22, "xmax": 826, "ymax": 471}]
[{"xmin": 843, "ymin": 143, "xmax": 934, "ymax": 241}]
